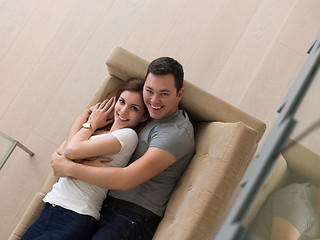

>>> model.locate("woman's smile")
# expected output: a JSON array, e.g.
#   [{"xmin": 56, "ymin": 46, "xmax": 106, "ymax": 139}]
[{"xmin": 117, "ymin": 113, "xmax": 128, "ymax": 121}]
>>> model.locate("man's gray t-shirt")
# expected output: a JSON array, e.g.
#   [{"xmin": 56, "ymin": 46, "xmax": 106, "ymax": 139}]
[{"xmin": 108, "ymin": 109, "xmax": 195, "ymax": 217}]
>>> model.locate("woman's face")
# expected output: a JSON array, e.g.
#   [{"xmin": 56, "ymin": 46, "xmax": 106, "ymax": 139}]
[{"xmin": 112, "ymin": 90, "xmax": 148, "ymax": 130}]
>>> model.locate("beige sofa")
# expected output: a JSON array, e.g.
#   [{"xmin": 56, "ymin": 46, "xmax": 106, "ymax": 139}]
[{"xmin": 10, "ymin": 47, "xmax": 266, "ymax": 240}]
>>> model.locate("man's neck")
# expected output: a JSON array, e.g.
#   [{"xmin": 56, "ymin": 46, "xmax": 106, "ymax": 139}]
[{"xmin": 149, "ymin": 109, "xmax": 180, "ymax": 122}]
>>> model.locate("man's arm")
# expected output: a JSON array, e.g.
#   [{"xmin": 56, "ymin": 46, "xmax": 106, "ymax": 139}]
[{"xmin": 51, "ymin": 147, "xmax": 176, "ymax": 190}]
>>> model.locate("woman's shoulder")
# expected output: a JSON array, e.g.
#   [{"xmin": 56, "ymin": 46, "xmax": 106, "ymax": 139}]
[
  {"xmin": 91, "ymin": 128, "xmax": 137, "ymax": 140},
  {"xmin": 110, "ymin": 128, "xmax": 138, "ymax": 141},
  {"xmin": 113, "ymin": 128, "xmax": 137, "ymax": 135}
]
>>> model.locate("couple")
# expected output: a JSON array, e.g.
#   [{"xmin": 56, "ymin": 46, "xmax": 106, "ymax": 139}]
[{"xmin": 22, "ymin": 56, "xmax": 195, "ymax": 240}]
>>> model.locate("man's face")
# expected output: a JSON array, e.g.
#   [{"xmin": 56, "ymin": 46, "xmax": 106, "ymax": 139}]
[{"xmin": 143, "ymin": 73, "xmax": 183, "ymax": 120}]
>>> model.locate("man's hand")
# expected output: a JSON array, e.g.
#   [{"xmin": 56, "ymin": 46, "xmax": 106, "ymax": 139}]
[{"xmin": 50, "ymin": 151, "xmax": 74, "ymax": 177}]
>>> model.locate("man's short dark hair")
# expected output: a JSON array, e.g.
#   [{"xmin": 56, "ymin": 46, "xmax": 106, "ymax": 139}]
[{"xmin": 146, "ymin": 57, "xmax": 184, "ymax": 94}]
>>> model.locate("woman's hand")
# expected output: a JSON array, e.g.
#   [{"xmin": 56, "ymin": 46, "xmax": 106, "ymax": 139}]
[{"xmin": 88, "ymin": 98, "xmax": 115, "ymax": 130}]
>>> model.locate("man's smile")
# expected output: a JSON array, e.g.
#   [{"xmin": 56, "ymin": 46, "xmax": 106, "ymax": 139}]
[{"xmin": 150, "ymin": 104, "xmax": 163, "ymax": 110}]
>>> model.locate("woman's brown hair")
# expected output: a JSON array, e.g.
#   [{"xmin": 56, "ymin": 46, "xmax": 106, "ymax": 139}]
[{"xmin": 116, "ymin": 78, "xmax": 145, "ymax": 100}]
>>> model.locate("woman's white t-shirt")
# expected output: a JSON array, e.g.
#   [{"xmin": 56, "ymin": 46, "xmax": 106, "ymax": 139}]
[{"xmin": 43, "ymin": 128, "xmax": 138, "ymax": 220}]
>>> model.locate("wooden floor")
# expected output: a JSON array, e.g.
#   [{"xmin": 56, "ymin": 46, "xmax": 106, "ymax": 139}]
[{"xmin": 0, "ymin": 0, "xmax": 319, "ymax": 239}]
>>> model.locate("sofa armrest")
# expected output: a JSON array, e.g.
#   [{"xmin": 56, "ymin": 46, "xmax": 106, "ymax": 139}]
[
  {"xmin": 41, "ymin": 170, "xmax": 59, "ymax": 194},
  {"xmin": 10, "ymin": 171, "xmax": 58, "ymax": 239},
  {"xmin": 9, "ymin": 192, "xmax": 46, "ymax": 240}
]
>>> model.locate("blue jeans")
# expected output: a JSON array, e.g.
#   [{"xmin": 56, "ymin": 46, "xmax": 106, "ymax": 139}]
[
  {"xmin": 92, "ymin": 206, "xmax": 159, "ymax": 240},
  {"xmin": 21, "ymin": 203, "xmax": 97, "ymax": 240}
]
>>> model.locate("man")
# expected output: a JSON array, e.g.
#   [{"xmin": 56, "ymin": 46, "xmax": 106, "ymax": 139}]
[{"xmin": 51, "ymin": 56, "xmax": 195, "ymax": 239}]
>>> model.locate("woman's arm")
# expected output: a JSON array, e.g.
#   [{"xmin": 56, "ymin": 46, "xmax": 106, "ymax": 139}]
[
  {"xmin": 64, "ymin": 98, "xmax": 116, "ymax": 160},
  {"xmin": 271, "ymin": 217, "xmax": 300, "ymax": 240},
  {"xmin": 64, "ymin": 132, "xmax": 121, "ymax": 160},
  {"xmin": 64, "ymin": 108, "xmax": 92, "ymax": 146},
  {"xmin": 64, "ymin": 98, "xmax": 113, "ymax": 148},
  {"xmin": 51, "ymin": 147, "xmax": 176, "ymax": 191}
]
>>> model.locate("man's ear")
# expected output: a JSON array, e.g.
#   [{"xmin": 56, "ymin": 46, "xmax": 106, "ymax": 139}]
[{"xmin": 177, "ymin": 88, "xmax": 184, "ymax": 101}]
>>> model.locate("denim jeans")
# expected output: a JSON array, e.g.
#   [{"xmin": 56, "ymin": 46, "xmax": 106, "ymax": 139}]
[
  {"xmin": 92, "ymin": 206, "xmax": 159, "ymax": 240},
  {"xmin": 21, "ymin": 203, "xmax": 97, "ymax": 240}
]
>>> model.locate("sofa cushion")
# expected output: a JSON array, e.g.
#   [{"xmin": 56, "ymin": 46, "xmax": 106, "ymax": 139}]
[{"xmin": 153, "ymin": 121, "xmax": 258, "ymax": 240}]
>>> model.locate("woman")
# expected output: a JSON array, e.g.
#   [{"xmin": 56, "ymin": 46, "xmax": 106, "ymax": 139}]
[{"xmin": 21, "ymin": 78, "xmax": 149, "ymax": 240}]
